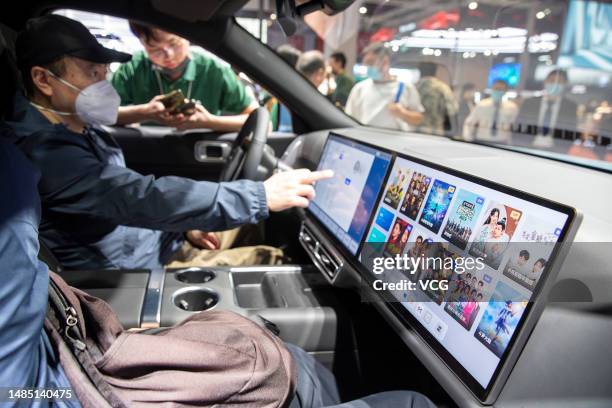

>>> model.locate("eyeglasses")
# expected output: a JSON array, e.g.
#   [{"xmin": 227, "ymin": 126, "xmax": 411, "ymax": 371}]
[{"xmin": 147, "ymin": 41, "xmax": 183, "ymax": 59}]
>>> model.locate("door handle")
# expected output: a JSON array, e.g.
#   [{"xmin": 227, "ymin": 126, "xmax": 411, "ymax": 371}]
[{"xmin": 194, "ymin": 141, "xmax": 231, "ymax": 163}]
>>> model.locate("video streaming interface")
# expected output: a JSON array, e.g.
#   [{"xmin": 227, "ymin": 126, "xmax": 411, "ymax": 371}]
[
  {"xmin": 360, "ymin": 156, "xmax": 570, "ymax": 390},
  {"xmin": 309, "ymin": 135, "xmax": 392, "ymax": 255}
]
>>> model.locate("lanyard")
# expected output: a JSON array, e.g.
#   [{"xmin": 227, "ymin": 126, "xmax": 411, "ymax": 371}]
[
  {"xmin": 394, "ymin": 82, "xmax": 405, "ymax": 103},
  {"xmin": 154, "ymin": 70, "xmax": 193, "ymax": 99}
]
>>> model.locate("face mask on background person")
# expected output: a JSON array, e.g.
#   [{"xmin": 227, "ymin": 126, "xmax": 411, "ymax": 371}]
[
  {"xmin": 366, "ymin": 65, "xmax": 383, "ymax": 81},
  {"xmin": 152, "ymin": 56, "xmax": 190, "ymax": 78},
  {"xmin": 545, "ymin": 82, "xmax": 565, "ymax": 98},
  {"xmin": 491, "ymin": 90, "xmax": 505, "ymax": 103},
  {"xmin": 37, "ymin": 70, "xmax": 121, "ymax": 126}
]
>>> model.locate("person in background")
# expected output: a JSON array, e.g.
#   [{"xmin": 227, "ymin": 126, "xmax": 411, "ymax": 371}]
[
  {"xmin": 567, "ymin": 132, "xmax": 598, "ymax": 160},
  {"xmin": 515, "ymin": 68, "xmax": 578, "ymax": 148},
  {"xmin": 580, "ymin": 98, "xmax": 601, "ymax": 119},
  {"xmin": 345, "ymin": 42, "xmax": 423, "ymax": 131},
  {"xmin": 267, "ymin": 45, "xmax": 302, "ymax": 132},
  {"xmin": 595, "ymin": 100, "xmax": 612, "ymax": 141},
  {"xmin": 111, "ymin": 22, "xmax": 258, "ymax": 131},
  {"xmin": 416, "ymin": 61, "xmax": 458, "ymax": 136},
  {"xmin": 296, "ymin": 50, "xmax": 327, "ymax": 89},
  {"xmin": 463, "ymin": 79, "xmax": 518, "ymax": 144},
  {"xmin": 328, "ymin": 51, "xmax": 355, "ymax": 108},
  {"xmin": 277, "ymin": 44, "xmax": 302, "ymax": 69},
  {"xmin": 458, "ymin": 83, "xmax": 476, "ymax": 130}
]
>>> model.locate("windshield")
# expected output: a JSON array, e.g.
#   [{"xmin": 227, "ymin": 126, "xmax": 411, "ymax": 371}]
[{"xmin": 237, "ymin": 0, "xmax": 612, "ymax": 171}]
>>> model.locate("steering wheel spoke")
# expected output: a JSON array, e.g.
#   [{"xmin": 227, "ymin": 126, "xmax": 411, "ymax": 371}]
[{"xmin": 219, "ymin": 108, "xmax": 270, "ymax": 182}]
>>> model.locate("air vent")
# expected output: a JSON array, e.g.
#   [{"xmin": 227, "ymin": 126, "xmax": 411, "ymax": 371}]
[{"xmin": 299, "ymin": 223, "xmax": 343, "ymax": 281}]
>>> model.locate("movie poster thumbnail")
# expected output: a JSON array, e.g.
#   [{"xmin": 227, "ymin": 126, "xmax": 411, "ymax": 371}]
[
  {"xmin": 418, "ymin": 179, "xmax": 456, "ymax": 234},
  {"xmin": 383, "ymin": 166, "xmax": 411, "ymax": 210},
  {"xmin": 399, "ymin": 172, "xmax": 432, "ymax": 221},
  {"xmin": 502, "ymin": 216, "xmax": 560, "ymax": 291},
  {"xmin": 443, "ymin": 268, "xmax": 495, "ymax": 331},
  {"xmin": 469, "ymin": 203, "xmax": 523, "ymax": 270},
  {"xmin": 401, "ymin": 228, "xmax": 434, "ymax": 282},
  {"xmin": 418, "ymin": 244, "xmax": 459, "ymax": 305},
  {"xmin": 441, "ymin": 189, "xmax": 485, "ymax": 250},
  {"xmin": 384, "ymin": 218, "xmax": 413, "ymax": 257},
  {"xmin": 473, "ymin": 282, "xmax": 528, "ymax": 358}
]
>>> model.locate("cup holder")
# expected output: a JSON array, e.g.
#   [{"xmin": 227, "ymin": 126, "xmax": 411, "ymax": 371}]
[
  {"xmin": 175, "ymin": 268, "xmax": 216, "ymax": 284},
  {"xmin": 172, "ymin": 287, "xmax": 219, "ymax": 312}
]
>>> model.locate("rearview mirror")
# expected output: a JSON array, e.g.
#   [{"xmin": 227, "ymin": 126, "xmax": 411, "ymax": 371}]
[{"xmin": 276, "ymin": 0, "xmax": 357, "ymax": 36}]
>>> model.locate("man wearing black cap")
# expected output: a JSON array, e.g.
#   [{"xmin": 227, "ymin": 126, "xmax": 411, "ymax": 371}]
[
  {"xmin": 15, "ymin": 15, "xmax": 131, "ymax": 128},
  {"xmin": 8, "ymin": 14, "xmax": 332, "ymax": 271}
]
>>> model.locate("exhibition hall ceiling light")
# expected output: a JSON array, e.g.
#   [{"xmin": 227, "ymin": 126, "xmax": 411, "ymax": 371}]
[
  {"xmin": 411, "ymin": 27, "xmax": 527, "ymax": 39},
  {"xmin": 536, "ymin": 8, "xmax": 551, "ymax": 19},
  {"xmin": 386, "ymin": 27, "xmax": 558, "ymax": 54}
]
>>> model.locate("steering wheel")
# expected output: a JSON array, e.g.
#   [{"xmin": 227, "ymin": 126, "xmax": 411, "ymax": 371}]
[{"xmin": 219, "ymin": 107, "xmax": 269, "ymax": 182}]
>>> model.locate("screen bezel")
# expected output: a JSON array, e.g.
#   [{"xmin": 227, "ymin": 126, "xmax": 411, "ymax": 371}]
[
  {"xmin": 306, "ymin": 133, "xmax": 395, "ymax": 257},
  {"xmin": 306, "ymin": 132, "xmax": 576, "ymax": 402}
]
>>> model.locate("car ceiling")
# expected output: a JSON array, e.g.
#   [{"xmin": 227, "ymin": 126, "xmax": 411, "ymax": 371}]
[
  {"xmin": 4, "ymin": 0, "xmax": 252, "ymax": 29},
  {"xmin": 149, "ymin": 0, "xmax": 250, "ymax": 22}
]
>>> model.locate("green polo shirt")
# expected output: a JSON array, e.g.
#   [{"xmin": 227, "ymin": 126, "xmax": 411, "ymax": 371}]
[
  {"xmin": 111, "ymin": 50, "xmax": 252, "ymax": 115},
  {"xmin": 330, "ymin": 72, "xmax": 355, "ymax": 108}
]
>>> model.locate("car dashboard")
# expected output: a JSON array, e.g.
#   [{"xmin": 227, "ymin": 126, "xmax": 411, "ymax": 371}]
[{"xmin": 283, "ymin": 127, "xmax": 612, "ymax": 407}]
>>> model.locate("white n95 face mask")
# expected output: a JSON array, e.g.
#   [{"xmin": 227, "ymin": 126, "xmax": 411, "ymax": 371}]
[
  {"xmin": 74, "ymin": 80, "xmax": 120, "ymax": 126},
  {"xmin": 46, "ymin": 70, "xmax": 121, "ymax": 126}
]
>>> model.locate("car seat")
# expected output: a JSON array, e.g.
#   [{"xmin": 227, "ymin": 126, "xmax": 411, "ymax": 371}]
[{"xmin": 0, "ymin": 23, "xmax": 19, "ymax": 120}]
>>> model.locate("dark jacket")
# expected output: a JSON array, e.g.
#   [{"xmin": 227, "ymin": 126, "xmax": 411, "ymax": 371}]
[
  {"xmin": 515, "ymin": 96, "xmax": 579, "ymax": 140},
  {"xmin": 7, "ymin": 93, "xmax": 269, "ymax": 270}
]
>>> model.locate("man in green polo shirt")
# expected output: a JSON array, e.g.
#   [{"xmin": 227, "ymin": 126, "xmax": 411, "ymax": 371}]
[
  {"xmin": 111, "ymin": 22, "xmax": 258, "ymax": 131},
  {"xmin": 328, "ymin": 52, "xmax": 355, "ymax": 108}
]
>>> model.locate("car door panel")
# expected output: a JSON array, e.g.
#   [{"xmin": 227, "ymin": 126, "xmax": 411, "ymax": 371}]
[
  {"xmin": 107, "ymin": 127, "xmax": 225, "ymax": 180},
  {"xmin": 108, "ymin": 126, "xmax": 296, "ymax": 181}
]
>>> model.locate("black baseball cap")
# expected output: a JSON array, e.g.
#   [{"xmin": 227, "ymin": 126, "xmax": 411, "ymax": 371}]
[{"xmin": 16, "ymin": 14, "xmax": 131, "ymax": 69}]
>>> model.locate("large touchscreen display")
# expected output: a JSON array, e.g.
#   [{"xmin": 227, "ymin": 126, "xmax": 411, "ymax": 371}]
[
  {"xmin": 360, "ymin": 155, "xmax": 572, "ymax": 392},
  {"xmin": 309, "ymin": 135, "xmax": 392, "ymax": 255}
]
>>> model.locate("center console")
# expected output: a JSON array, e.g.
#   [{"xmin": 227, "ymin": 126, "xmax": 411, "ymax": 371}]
[
  {"xmin": 60, "ymin": 264, "xmax": 339, "ymax": 358},
  {"xmin": 161, "ymin": 265, "xmax": 337, "ymax": 352}
]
